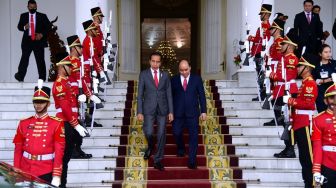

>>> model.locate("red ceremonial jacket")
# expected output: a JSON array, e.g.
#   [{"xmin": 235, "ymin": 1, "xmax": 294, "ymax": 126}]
[
  {"xmin": 13, "ymin": 114, "xmax": 65, "ymax": 177},
  {"xmin": 312, "ymin": 109, "xmax": 336, "ymax": 173},
  {"xmin": 288, "ymin": 76, "xmax": 318, "ymax": 130},
  {"xmin": 269, "ymin": 52, "xmax": 299, "ymax": 98},
  {"xmin": 248, "ymin": 20, "xmax": 271, "ymax": 56}
]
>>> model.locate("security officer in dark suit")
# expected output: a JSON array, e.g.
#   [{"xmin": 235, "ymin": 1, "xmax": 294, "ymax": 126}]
[
  {"xmin": 294, "ymin": 0, "xmax": 323, "ymax": 57},
  {"xmin": 15, "ymin": 0, "xmax": 52, "ymax": 82}
]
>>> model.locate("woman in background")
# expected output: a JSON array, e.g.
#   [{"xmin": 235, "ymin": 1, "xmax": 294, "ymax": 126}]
[{"xmin": 312, "ymin": 44, "xmax": 336, "ymax": 112}]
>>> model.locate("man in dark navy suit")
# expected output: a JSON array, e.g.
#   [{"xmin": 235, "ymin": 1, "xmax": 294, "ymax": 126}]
[
  {"xmin": 171, "ymin": 60, "xmax": 207, "ymax": 169},
  {"xmin": 294, "ymin": 0, "xmax": 323, "ymax": 57},
  {"xmin": 15, "ymin": 0, "xmax": 52, "ymax": 82}
]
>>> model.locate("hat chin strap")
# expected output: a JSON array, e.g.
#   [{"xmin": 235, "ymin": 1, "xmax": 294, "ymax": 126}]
[{"xmin": 63, "ymin": 65, "xmax": 70, "ymax": 77}]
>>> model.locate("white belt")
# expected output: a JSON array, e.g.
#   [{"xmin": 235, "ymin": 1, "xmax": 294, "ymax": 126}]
[
  {"xmin": 295, "ymin": 110, "xmax": 315, "ymax": 117},
  {"xmin": 56, "ymin": 108, "xmax": 78, "ymax": 113},
  {"xmin": 270, "ymin": 60, "xmax": 278, "ymax": 65},
  {"xmin": 83, "ymin": 61, "xmax": 90, "ymax": 65},
  {"xmin": 276, "ymin": 80, "xmax": 296, "ymax": 85},
  {"xmin": 70, "ymin": 82, "xmax": 78, "ymax": 87},
  {"xmin": 23, "ymin": 151, "xmax": 54, "ymax": 161},
  {"xmin": 322, "ymin": 146, "xmax": 336, "ymax": 152}
]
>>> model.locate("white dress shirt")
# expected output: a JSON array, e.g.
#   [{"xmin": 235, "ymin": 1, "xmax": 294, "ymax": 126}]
[{"xmin": 180, "ymin": 74, "xmax": 190, "ymax": 86}]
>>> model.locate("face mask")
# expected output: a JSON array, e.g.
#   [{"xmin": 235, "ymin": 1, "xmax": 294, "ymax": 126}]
[{"xmin": 29, "ymin": 8, "xmax": 37, "ymax": 14}]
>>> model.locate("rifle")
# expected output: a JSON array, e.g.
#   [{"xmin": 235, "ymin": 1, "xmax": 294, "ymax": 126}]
[
  {"xmin": 280, "ymin": 58, "xmax": 292, "ymax": 141},
  {"xmin": 262, "ymin": 37, "xmax": 273, "ymax": 109},
  {"xmin": 100, "ymin": 10, "xmax": 113, "ymax": 86},
  {"xmin": 239, "ymin": 22, "xmax": 251, "ymax": 66},
  {"xmin": 79, "ymin": 56, "xmax": 90, "ymax": 137}
]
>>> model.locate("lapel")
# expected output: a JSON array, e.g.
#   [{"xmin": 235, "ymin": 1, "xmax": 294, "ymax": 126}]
[
  {"xmin": 180, "ymin": 74, "xmax": 192, "ymax": 91},
  {"xmin": 157, "ymin": 71, "xmax": 164, "ymax": 89},
  {"xmin": 147, "ymin": 69, "xmax": 156, "ymax": 88}
]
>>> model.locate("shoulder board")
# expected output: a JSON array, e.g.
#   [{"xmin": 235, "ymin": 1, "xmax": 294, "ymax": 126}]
[
  {"xmin": 49, "ymin": 116, "xmax": 63, "ymax": 122},
  {"xmin": 313, "ymin": 111, "xmax": 326, "ymax": 118},
  {"xmin": 20, "ymin": 116, "xmax": 34, "ymax": 121}
]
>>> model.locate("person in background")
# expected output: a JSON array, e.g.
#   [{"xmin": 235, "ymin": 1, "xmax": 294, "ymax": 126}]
[
  {"xmin": 312, "ymin": 44, "xmax": 336, "ymax": 113},
  {"xmin": 312, "ymin": 5, "xmax": 330, "ymax": 45},
  {"xmin": 294, "ymin": 0, "xmax": 323, "ymax": 57},
  {"xmin": 15, "ymin": 0, "xmax": 52, "ymax": 82}
]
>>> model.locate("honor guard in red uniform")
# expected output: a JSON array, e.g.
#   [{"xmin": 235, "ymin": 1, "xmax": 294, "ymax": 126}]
[
  {"xmin": 264, "ymin": 29, "xmax": 299, "ymax": 129},
  {"xmin": 52, "ymin": 52, "xmax": 88, "ymax": 188},
  {"xmin": 248, "ymin": 4, "xmax": 272, "ymax": 57},
  {"xmin": 13, "ymin": 82, "xmax": 64, "ymax": 187},
  {"xmin": 82, "ymin": 20, "xmax": 107, "ymax": 82},
  {"xmin": 91, "ymin": 7, "xmax": 104, "ymax": 59},
  {"xmin": 249, "ymin": 4, "xmax": 272, "ymax": 102},
  {"xmin": 312, "ymin": 82, "xmax": 336, "ymax": 187},
  {"xmin": 268, "ymin": 18, "xmax": 285, "ymax": 72},
  {"xmin": 283, "ymin": 53, "xmax": 318, "ymax": 188}
]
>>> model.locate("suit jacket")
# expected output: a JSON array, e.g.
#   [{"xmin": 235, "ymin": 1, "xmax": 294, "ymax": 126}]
[
  {"xmin": 294, "ymin": 11, "xmax": 322, "ymax": 46},
  {"xmin": 137, "ymin": 69, "xmax": 173, "ymax": 116},
  {"xmin": 17, "ymin": 12, "xmax": 51, "ymax": 47},
  {"xmin": 171, "ymin": 74, "xmax": 206, "ymax": 118}
]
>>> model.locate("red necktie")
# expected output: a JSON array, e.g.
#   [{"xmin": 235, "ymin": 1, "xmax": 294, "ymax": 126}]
[
  {"xmin": 154, "ymin": 70, "xmax": 159, "ymax": 88},
  {"xmin": 30, "ymin": 14, "xmax": 35, "ymax": 40},
  {"xmin": 307, "ymin": 13, "xmax": 311, "ymax": 24},
  {"xmin": 183, "ymin": 78, "xmax": 187, "ymax": 91}
]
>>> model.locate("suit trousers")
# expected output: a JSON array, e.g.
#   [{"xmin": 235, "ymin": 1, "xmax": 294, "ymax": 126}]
[
  {"xmin": 173, "ymin": 117, "xmax": 199, "ymax": 164},
  {"xmin": 18, "ymin": 39, "xmax": 46, "ymax": 81},
  {"xmin": 60, "ymin": 122, "xmax": 75, "ymax": 188},
  {"xmin": 294, "ymin": 126, "xmax": 313, "ymax": 188},
  {"xmin": 143, "ymin": 109, "xmax": 166, "ymax": 163}
]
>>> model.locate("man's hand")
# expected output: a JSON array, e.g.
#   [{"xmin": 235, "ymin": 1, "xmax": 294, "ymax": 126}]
[
  {"xmin": 248, "ymin": 35, "xmax": 253, "ymax": 41},
  {"xmin": 78, "ymin": 94, "xmax": 86, "ymax": 103},
  {"xmin": 74, "ymin": 124, "xmax": 88, "ymax": 137},
  {"xmin": 313, "ymin": 172, "xmax": 325, "ymax": 185},
  {"xmin": 200, "ymin": 113, "xmax": 207, "ymax": 121},
  {"xmin": 283, "ymin": 95, "xmax": 290, "ymax": 104},
  {"xmin": 90, "ymin": 95, "xmax": 101, "ymax": 104},
  {"xmin": 168, "ymin": 113, "xmax": 174, "ymax": 123},
  {"xmin": 24, "ymin": 23, "xmax": 29, "ymax": 30},
  {"xmin": 35, "ymin": 33, "xmax": 43, "ymax": 40},
  {"xmin": 51, "ymin": 176, "xmax": 61, "ymax": 187},
  {"xmin": 137, "ymin": 114, "xmax": 144, "ymax": 122},
  {"xmin": 265, "ymin": 70, "xmax": 272, "ymax": 78}
]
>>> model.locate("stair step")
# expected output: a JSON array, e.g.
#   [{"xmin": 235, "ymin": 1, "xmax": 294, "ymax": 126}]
[
  {"xmin": 0, "ymin": 88, "xmax": 127, "ymax": 95},
  {"xmin": 232, "ymin": 135, "xmax": 284, "ymax": 146},
  {"xmin": 0, "ymin": 95, "xmax": 127, "ymax": 103},
  {"xmin": 239, "ymin": 157, "xmax": 301, "ymax": 169},
  {"xmin": 214, "ymin": 80, "xmax": 238, "ymax": 88},
  {"xmin": 220, "ymin": 94, "xmax": 257, "ymax": 102},
  {"xmin": 224, "ymin": 109, "xmax": 273, "ymax": 118},
  {"xmin": 0, "ymin": 82, "xmax": 128, "ymax": 89},
  {"xmin": 222, "ymin": 101, "xmax": 262, "ymax": 110},
  {"xmin": 218, "ymin": 87, "xmax": 257, "ymax": 94},
  {"xmin": 235, "ymin": 145, "xmax": 298, "ymax": 157},
  {"xmin": 243, "ymin": 169, "xmax": 303, "ymax": 183},
  {"xmin": 226, "ymin": 117, "xmax": 273, "ymax": 126},
  {"xmin": 246, "ymin": 182, "xmax": 304, "ymax": 188},
  {"xmin": 229, "ymin": 126, "xmax": 283, "ymax": 136},
  {"xmin": 0, "ymin": 146, "xmax": 118, "ymax": 160}
]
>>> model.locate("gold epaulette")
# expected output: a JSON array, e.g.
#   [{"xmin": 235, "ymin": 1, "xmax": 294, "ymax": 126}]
[
  {"xmin": 49, "ymin": 116, "xmax": 63, "ymax": 122},
  {"xmin": 313, "ymin": 111, "xmax": 325, "ymax": 118}
]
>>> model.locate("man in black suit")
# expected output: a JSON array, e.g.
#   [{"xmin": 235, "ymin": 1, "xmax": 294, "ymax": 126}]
[
  {"xmin": 15, "ymin": 0, "xmax": 52, "ymax": 82},
  {"xmin": 294, "ymin": 0, "xmax": 323, "ymax": 57}
]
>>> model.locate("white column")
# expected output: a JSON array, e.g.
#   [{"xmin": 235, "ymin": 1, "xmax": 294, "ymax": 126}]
[
  {"xmin": 200, "ymin": 0, "xmax": 226, "ymax": 80},
  {"xmin": 75, "ymin": 0, "xmax": 108, "ymax": 41},
  {"xmin": 118, "ymin": 0, "xmax": 140, "ymax": 80}
]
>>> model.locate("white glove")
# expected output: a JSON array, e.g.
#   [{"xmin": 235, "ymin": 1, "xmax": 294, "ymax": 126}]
[
  {"xmin": 78, "ymin": 94, "xmax": 86, "ymax": 103},
  {"xmin": 99, "ymin": 71, "xmax": 107, "ymax": 84},
  {"xmin": 268, "ymin": 95, "xmax": 273, "ymax": 102},
  {"xmin": 74, "ymin": 124, "xmax": 88, "ymax": 137},
  {"xmin": 265, "ymin": 70, "xmax": 272, "ymax": 78},
  {"xmin": 90, "ymin": 95, "xmax": 102, "ymax": 104},
  {"xmin": 332, "ymin": 73, "xmax": 336, "ymax": 83},
  {"xmin": 92, "ymin": 71, "xmax": 97, "ymax": 77},
  {"xmin": 283, "ymin": 95, "xmax": 290, "ymax": 104},
  {"xmin": 51, "ymin": 176, "xmax": 61, "ymax": 187},
  {"xmin": 316, "ymin": 79, "xmax": 322, "ymax": 85},
  {"xmin": 313, "ymin": 172, "xmax": 325, "ymax": 185}
]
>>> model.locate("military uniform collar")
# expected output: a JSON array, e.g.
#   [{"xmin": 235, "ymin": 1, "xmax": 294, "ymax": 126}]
[
  {"xmin": 35, "ymin": 113, "xmax": 48, "ymax": 120},
  {"xmin": 285, "ymin": 52, "xmax": 295, "ymax": 57}
]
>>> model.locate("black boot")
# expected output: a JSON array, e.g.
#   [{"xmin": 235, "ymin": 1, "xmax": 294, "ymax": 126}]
[
  {"xmin": 274, "ymin": 146, "xmax": 296, "ymax": 158},
  {"xmin": 77, "ymin": 146, "xmax": 92, "ymax": 159},
  {"xmin": 264, "ymin": 119, "xmax": 275, "ymax": 126}
]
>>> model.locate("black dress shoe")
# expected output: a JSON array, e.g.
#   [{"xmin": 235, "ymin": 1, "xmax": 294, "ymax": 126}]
[
  {"xmin": 154, "ymin": 162, "xmax": 164, "ymax": 171},
  {"xmin": 78, "ymin": 148, "xmax": 93, "ymax": 158},
  {"xmin": 252, "ymin": 96, "xmax": 259, "ymax": 101},
  {"xmin": 177, "ymin": 152, "xmax": 185, "ymax": 157},
  {"xmin": 14, "ymin": 73, "xmax": 23, "ymax": 82},
  {"xmin": 188, "ymin": 162, "xmax": 197, "ymax": 169},
  {"xmin": 143, "ymin": 148, "xmax": 152, "ymax": 160}
]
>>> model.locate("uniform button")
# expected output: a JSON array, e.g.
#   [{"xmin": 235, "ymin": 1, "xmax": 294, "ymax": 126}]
[
  {"xmin": 43, "ymin": 139, "xmax": 46, "ymax": 142},
  {"xmin": 329, "ymin": 138, "xmax": 332, "ymax": 141},
  {"xmin": 44, "ymin": 134, "xmax": 47, "ymax": 137},
  {"xmin": 26, "ymin": 139, "xmax": 29, "ymax": 141},
  {"xmin": 43, "ymin": 145, "xmax": 46, "ymax": 147}
]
